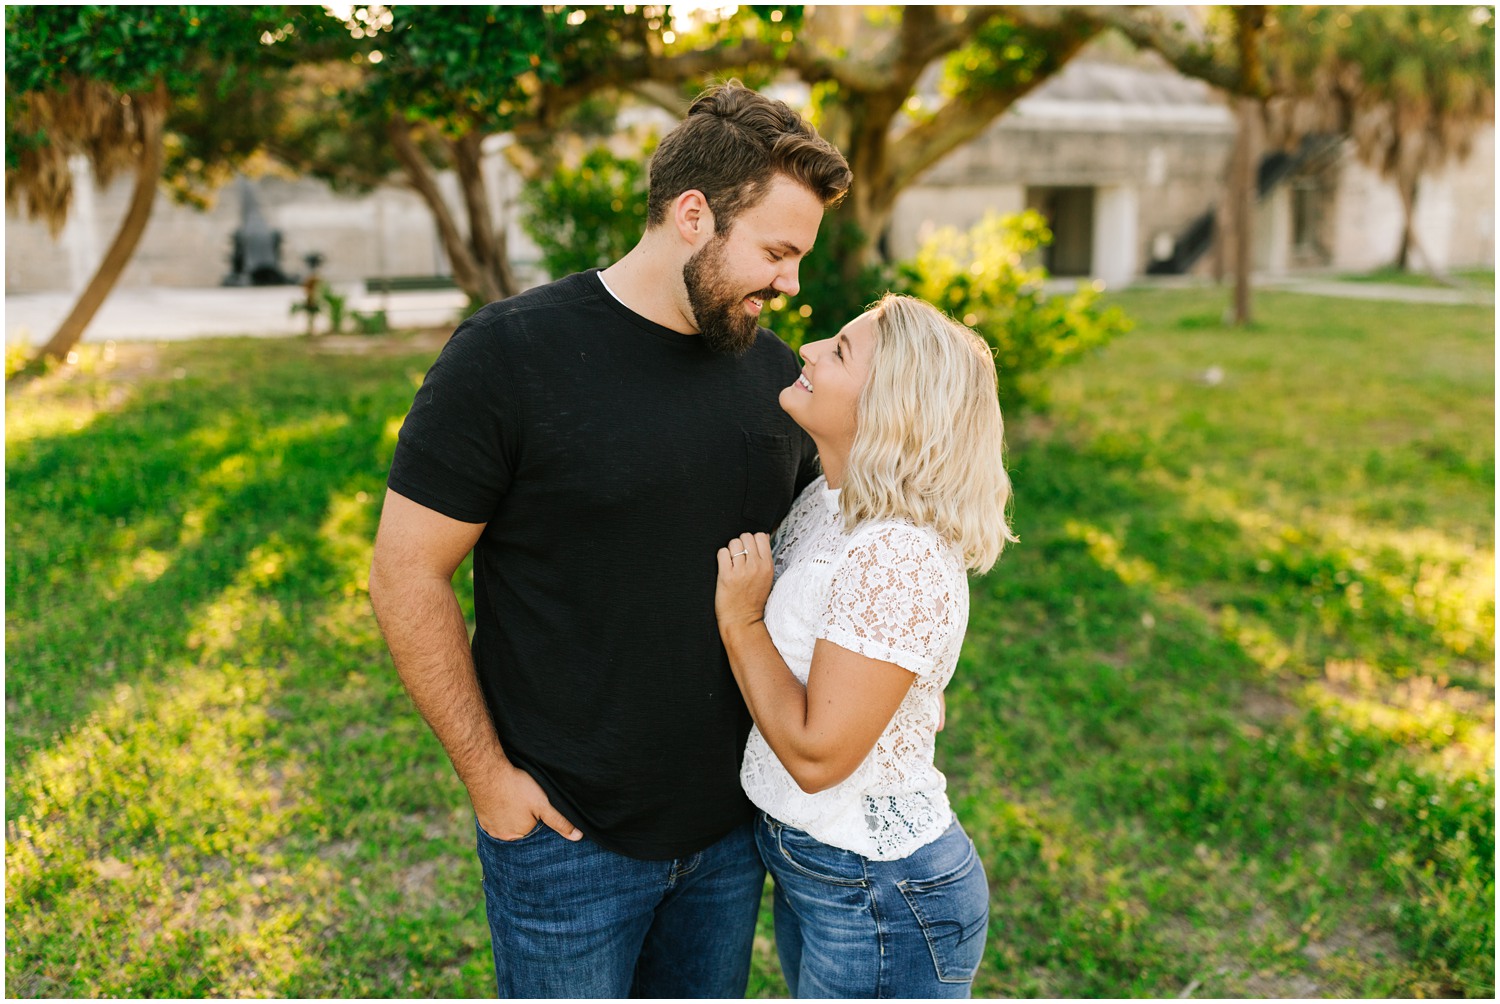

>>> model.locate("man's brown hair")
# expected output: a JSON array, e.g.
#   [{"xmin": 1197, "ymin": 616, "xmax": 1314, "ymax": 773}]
[{"xmin": 646, "ymin": 80, "xmax": 851, "ymax": 232}]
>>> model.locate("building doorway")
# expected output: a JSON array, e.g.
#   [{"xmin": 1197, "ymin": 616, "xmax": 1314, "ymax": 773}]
[{"xmin": 1026, "ymin": 186, "xmax": 1095, "ymax": 276}]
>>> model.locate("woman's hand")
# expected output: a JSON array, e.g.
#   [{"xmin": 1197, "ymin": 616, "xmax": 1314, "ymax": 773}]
[{"xmin": 715, "ymin": 531, "xmax": 773, "ymax": 631}]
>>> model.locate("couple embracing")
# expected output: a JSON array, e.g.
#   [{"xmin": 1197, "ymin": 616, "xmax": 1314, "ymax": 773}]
[{"xmin": 369, "ymin": 82, "xmax": 1016, "ymax": 1000}]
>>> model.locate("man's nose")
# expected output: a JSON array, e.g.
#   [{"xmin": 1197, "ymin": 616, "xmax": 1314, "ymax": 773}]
[{"xmin": 773, "ymin": 262, "xmax": 800, "ymax": 298}]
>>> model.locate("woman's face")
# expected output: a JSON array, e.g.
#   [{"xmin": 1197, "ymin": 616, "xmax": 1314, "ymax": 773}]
[{"xmin": 779, "ymin": 309, "xmax": 877, "ymax": 452}]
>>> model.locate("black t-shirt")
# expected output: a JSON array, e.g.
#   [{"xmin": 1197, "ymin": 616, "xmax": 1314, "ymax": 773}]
[{"xmin": 387, "ymin": 270, "xmax": 820, "ymax": 859}]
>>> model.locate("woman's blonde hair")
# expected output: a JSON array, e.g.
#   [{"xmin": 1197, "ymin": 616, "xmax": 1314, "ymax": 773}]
[{"xmin": 841, "ymin": 294, "xmax": 1018, "ymax": 572}]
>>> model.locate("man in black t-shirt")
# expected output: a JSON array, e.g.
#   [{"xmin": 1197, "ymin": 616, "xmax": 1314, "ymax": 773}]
[{"xmin": 370, "ymin": 82, "xmax": 850, "ymax": 998}]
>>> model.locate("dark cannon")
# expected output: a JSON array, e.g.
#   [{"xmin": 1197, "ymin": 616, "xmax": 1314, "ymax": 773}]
[{"xmin": 221, "ymin": 176, "xmax": 295, "ymax": 286}]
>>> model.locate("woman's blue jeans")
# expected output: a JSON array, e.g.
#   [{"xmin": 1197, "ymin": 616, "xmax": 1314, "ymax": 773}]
[
  {"xmin": 757, "ymin": 812, "xmax": 990, "ymax": 998},
  {"xmin": 475, "ymin": 818, "xmax": 764, "ymax": 998}
]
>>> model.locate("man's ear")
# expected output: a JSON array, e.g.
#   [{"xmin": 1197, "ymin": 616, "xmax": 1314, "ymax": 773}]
[{"xmin": 672, "ymin": 189, "xmax": 715, "ymax": 246}]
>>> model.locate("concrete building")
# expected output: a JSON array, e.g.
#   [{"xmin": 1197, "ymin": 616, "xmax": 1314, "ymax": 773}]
[
  {"xmin": 889, "ymin": 59, "xmax": 1241, "ymax": 288},
  {"xmin": 6, "ymin": 58, "xmax": 1493, "ymax": 296},
  {"xmin": 890, "ymin": 57, "xmax": 1495, "ymax": 286},
  {"xmin": 4, "ymin": 146, "xmax": 541, "ymax": 294}
]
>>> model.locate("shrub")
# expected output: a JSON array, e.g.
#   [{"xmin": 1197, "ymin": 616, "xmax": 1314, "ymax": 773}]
[
  {"xmin": 892, "ymin": 210, "xmax": 1132, "ymax": 410},
  {"xmin": 520, "ymin": 143, "xmax": 652, "ymax": 281},
  {"xmin": 7, "ymin": 336, "xmax": 35, "ymax": 380}
]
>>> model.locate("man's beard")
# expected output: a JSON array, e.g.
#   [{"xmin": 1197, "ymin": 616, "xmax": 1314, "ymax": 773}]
[{"xmin": 683, "ymin": 234, "xmax": 775, "ymax": 355}]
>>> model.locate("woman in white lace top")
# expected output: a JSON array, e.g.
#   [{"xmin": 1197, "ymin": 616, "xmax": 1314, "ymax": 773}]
[{"xmin": 716, "ymin": 293, "xmax": 1017, "ymax": 998}]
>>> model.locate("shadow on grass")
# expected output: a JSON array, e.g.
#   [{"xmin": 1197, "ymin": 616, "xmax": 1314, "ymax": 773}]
[
  {"xmin": 7, "ymin": 341, "xmax": 489, "ymax": 995},
  {"xmin": 6, "ymin": 345, "xmax": 408, "ymax": 757}
]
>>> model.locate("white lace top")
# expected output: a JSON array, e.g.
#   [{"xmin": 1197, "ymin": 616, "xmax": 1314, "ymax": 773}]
[{"xmin": 740, "ymin": 476, "xmax": 970, "ymax": 861}]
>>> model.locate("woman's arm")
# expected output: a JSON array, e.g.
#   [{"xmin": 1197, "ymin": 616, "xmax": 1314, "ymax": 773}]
[{"xmin": 716, "ymin": 532, "xmax": 915, "ymax": 794}]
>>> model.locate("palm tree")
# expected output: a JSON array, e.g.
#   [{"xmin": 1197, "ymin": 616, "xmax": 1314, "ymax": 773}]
[
  {"xmin": 4, "ymin": 6, "xmax": 345, "ymax": 377},
  {"xmin": 6, "ymin": 76, "xmax": 169, "ymax": 370},
  {"xmin": 1268, "ymin": 5, "xmax": 1495, "ymax": 273}
]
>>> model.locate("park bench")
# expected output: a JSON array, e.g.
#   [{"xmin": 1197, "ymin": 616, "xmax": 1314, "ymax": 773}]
[{"xmin": 362, "ymin": 275, "xmax": 460, "ymax": 294}]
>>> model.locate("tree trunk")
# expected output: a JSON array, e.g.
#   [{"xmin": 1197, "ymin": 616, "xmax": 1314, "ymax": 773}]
[
  {"xmin": 1226, "ymin": 7, "xmax": 1268, "ymax": 325},
  {"xmin": 843, "ymin": 193, "xmax": 897, "ymax": 275},
  {"xmin": 386, "ymin": 117, "xmax": 490, "ymax": 305},
  {"xmin": 823, "ymin": 93, "xmax": 904, "ymax": 284},
  {"xmin": 450, "ymin": 132, "xmax": 517, "ymax": 302},
  {"xmin": 22, "ymin": 85, "xmax": 167, "ymax": 374},
  {"xmin": 1229, "ymin": 97, "xmax": 1260, "ymax": 326},
  {"xmin": 1394, "ymin": 168, "xmax": 1423, "ymax": 272}
]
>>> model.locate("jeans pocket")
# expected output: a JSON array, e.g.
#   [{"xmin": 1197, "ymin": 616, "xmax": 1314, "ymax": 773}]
[
  {"xmin": 897, "ymin": 841, "xmax": 989, "ymax": 984},
  {"xmin": 475, "ymin": 817, "xmax": 545, "ymax": 846}
]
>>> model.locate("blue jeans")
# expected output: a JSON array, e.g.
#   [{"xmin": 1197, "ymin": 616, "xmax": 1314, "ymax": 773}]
[
  {"xmin": 475, "ymin": 818, "xmax": 764, "ymax": 998},
  {"xmin": 757, "ymin": 812, "xmax": 989, "ymax": 998}
]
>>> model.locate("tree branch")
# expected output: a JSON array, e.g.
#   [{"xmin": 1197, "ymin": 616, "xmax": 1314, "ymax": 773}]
[
  {"xmin": 885, "ymin": 25, "xmax": 1099, "ymax": 197},
  {"xmin": 784, "ymin": 8, "xmax": 993, "ymax": 93},
  {"xmin": 624, "ymin": 81, "xmax": 692, "ymax": 119},
  {"xmin": 531, "ymin": 39, "xmax": 781, "ymax": 127},
  {"xmin": 999, "ymin": 5, "xmax": 1256, "ymax": 95},
  {"xmin": 893, "ymin": 6, "xmax": 1001, "ymax": 82}
]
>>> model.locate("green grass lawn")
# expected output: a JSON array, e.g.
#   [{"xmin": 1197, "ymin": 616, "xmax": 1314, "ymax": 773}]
[
  {"xmin": 6, "ymin": 289, "xmax": 1494, "ymax": 997},
  {"xmin": 1339, "ymin": 264, "xmax": 1496, "ymax": 291}
]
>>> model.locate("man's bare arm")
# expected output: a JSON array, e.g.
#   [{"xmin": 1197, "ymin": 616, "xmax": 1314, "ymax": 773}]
[{"xmin": 369, "ymin": 489, "xmax": 580, "ymax": 841}]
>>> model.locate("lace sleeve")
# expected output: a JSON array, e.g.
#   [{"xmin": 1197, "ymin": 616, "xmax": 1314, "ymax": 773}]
[{"xmin": 818, "ymin": 522, "xmax": 963, "ymax": 677}]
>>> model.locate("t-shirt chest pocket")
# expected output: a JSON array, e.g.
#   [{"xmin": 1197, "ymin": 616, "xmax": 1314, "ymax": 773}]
[{"xmin": 741, "ymin": 431, "xmax": 797, "ymax": 531}]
